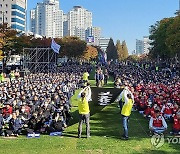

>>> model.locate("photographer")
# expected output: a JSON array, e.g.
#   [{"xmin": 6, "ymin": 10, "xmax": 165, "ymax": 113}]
[{"xmin": 121, "ymin": 90, "xmax": 134, "ymax": 140}]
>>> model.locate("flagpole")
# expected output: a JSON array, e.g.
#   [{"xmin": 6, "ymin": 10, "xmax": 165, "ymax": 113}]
[{"xmin": 48, "ymin": 47, "xmax": 50, "ymax": 74}]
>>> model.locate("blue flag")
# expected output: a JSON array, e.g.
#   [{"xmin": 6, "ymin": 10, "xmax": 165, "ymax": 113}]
[{"xmin": 51, "ymin": 38, "xmax": 60, "ymax": 54}]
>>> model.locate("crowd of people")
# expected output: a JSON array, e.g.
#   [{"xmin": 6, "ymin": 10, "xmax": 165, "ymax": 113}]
[
  {"xmin": 0, "ymin": 58, "xmax": 179, "ymax": 138},
  {"xmin": 0, "ymin": 62, "xmax": 92, "ymax": 137},
  {"xmin": 108, "ymin": 60, "xmax": 180, "ymax": 136}
]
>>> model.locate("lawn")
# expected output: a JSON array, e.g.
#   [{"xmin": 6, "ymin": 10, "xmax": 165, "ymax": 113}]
[{"xmin": 0, "ymin": 70, "xmax": 179, "ymax": 154}]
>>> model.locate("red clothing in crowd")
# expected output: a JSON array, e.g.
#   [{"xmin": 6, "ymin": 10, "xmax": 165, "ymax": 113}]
[
  {"xmin": 2, "ymin": 106, "xmax": 13, "ymax": 117},
  {"xmin": 150, "ymin": 108, "xmax": 155, "ymax": 117},
  {"xmin": 161, "ymin": 103, "xmax": 174, "ymax": 115},
  {"xmin": 173, "ymin": 107, "xmax": 179, "ymax": 114},
  {"xmin": 173, "ymin": 116, "xmax": 180, "ymax": 131},
  {"xmin": 152, "ymin": 116, "xmax": 163, "ymax": 127},
  {"xmin": 144, "ymin": 107, "xmax": 151, "ymax": 116}
]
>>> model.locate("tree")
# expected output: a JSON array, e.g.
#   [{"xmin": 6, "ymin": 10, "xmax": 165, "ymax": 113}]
[
  {"xmin": 0, "ymin": 33, "xmax": 5, "ymax": 59},
  {"xmin": 12, "ymin": 34, "xmax": 34, "ymax": 55},
  {"xmin": 0, "ymin": 49, "xmax": 3, "ymax": 61},
  {"xmin": 127, "ymin": 55, "xmax": 140, "ymax": 61},
  {"xmin": 116, "ymin": 40, "xmax": 123, "ymax": 60},
  {"xmin": 121, "ymin": 40, "xmax": 129, "ymax": 60},
  {"xmin": 59, "ymin": 37, "xmax": 87, "ymax": 58},
  {"xmin": 149, "ymin": 16, "xmax": 179, "ymax": 59},
  {"xmin": 166, "ymin": 15, "xmax": 180, "ymax": 58},
  {"xmin": 82, "ymin": 45, "xmax": 98, "ymax": 60},
  {"xmin": 0, "ymin": 23, "xmax": 19, "ymax": 61},
  {"xmin": 106, "ymin": 38, "xmax": 118, "ymax": 61}
]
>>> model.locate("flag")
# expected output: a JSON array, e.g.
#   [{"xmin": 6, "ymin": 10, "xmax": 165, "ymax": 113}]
[
  {"xmin": 103, "ymin": 51, "xmax": 107, "ymax": 62},
  {"xmin": 51, "ymin": 38, "xmax": 60, "ymax": 54}
]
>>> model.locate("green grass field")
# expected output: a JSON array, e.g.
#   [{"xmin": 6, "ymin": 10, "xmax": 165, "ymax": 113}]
[{"xmin": 0, "ymin": 71, "xmax": 179, "ymax": 154}]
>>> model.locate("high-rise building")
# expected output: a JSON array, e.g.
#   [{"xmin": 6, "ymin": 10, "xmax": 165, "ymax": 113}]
[
  {"xmin": 63, "ymin": 13, "xmax": 68, "ymax": 37},
  {"xmin": 0, "ymin": 0, "xmax": 27, "ymax": 32},
  {"xmin": 67, "ymin": 6, "xmax": 92, "ymax": 40},
  {"xmin": 30, "ymin": 0, "xmax": 63, "ymax": 38},
  {"xmin": 143, "ymin": 36, "xmax": 151, "ymax": 54},
  {"xmin": 30, "ymin": 9, "xmax": 36, "ymax": 34},
  {"xmin": 136, "ymin": 36, "xmax": 151, "ymax": 55},
  {"xmin": 85, "ymin": 27, "xmax": 101, "ymax": 46},
  {"xmin": 136, "ymin": 39, "xmax": 144, "ymax": 55}
]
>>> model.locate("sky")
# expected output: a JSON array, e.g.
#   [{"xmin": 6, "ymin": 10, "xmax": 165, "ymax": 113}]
[{"xmin": 27, "ymin": 0, "xmax": 179, "ymax": 53}]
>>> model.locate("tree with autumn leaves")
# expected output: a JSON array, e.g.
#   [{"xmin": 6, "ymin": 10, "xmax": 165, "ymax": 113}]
[
  {"xmin": 1, "ymin": 23, "xmax": 131, "ymax": 62},
  {"xmin": 57, "ymin": 36, "xmax": 86, "ymax": 58},
  {"xmin": 82, "ymin": 45, "xmax": 98, "ymax": 61},
  {"xmin": 116, "ymin": 40, "xmax": 129, "ymax": 61},
  {"xmin": 0, "ymin": 23, "xmax": 20, "ymax": 63}
]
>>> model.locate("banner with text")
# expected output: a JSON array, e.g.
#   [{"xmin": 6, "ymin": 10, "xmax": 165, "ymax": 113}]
[{"xmin": 91, "ymin": 87, "xmax": 123, "ymax": 106}]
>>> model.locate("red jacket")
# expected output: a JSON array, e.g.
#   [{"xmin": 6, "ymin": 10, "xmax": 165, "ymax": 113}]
[
  {"xmin": 3, "ymin": 106, "xmax": 13, "ymax": 117},
  {"xmin": 162, "ymin": 104, "xmax": 173, "ymax": 115},
  {"xmin": 152, "ymin": 117, "xmax": 163, "ymax": 127}
]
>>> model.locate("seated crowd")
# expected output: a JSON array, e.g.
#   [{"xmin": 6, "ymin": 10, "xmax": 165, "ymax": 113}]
[
  {"xmin": 0, "ymin": 62, "xmax": 92, "ymax": 137},
  {"xmin": 108, "ymin": 60, "xmax": 180, "ymax": 135}
]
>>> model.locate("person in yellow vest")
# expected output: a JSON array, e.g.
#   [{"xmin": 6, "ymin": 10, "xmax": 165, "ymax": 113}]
[
  {"xmin": 10, "ymin": 71, "xmax": 15, "ymax": 81},
  {"xmin": 83, "ymin": 70, "xmax": 89, "ymax": 81},
  {"xmin": 121, "ymin": 89, "xmax": 134, "ymax": 140},
  {"xmin": 0, "ymin": 72, "xmax": 5, "ymax": 82},
  {"xmin": 82, "ymin": 70, "xmax": 89, "ymax": 86},
  {"xmin": 77, "ymin": 86, "xmax": 91, "ymax": 138},
  {"xmin": 116, "ymin": 86, "xmax": 133, "ymax": 112}
]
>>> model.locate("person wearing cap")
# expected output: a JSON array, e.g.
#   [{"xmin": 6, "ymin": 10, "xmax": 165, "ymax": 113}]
[
  {"xmin": 149, "ymin": 108, "xmax": 167, "ymax": 135},
  {"xmin": 77, "ymin": 86, "xmax": 91, "ymax": 138},
  {"xmin": 120, "ymin": 89, "xmax": 134, "ymax": 140}
]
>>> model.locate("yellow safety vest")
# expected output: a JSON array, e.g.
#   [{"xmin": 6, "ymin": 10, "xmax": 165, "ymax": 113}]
[
  {"xmin": 78, "ymin": 98, "xmax": 90, "ymax": 115},
  {"xmin": 0, "ymin": 73, "xmax": 5, "ymax": 82},
  {"xmin": 83, "ymin": 72, "xmax": 89, "ymax": 81},
  {"xmin": 121, "ymin": 99, "xmax": 133, "ymax": 117},
  {"xmin": 10, "ymin": 72, "xmax": 15, "ymax": 79}
]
